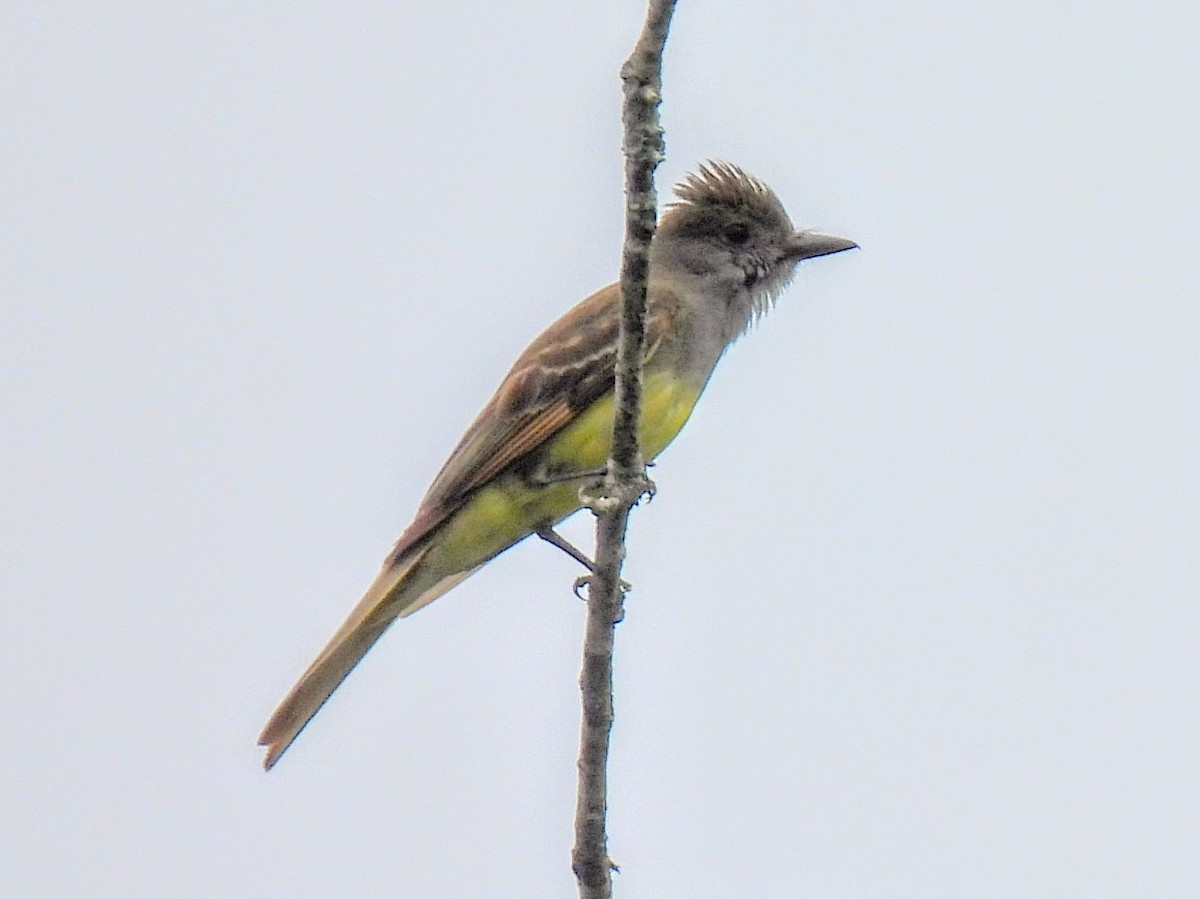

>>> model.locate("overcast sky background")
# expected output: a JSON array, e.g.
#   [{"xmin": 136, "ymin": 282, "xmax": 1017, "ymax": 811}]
[{"xmin": 4, "ymin": 2, "xmax": 1198, "ymax": 897}]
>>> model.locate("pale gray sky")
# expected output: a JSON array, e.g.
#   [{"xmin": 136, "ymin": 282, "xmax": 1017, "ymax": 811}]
[{"xmin": 3, "ymin": 2, "xmax": 1198, "ymax": 897}]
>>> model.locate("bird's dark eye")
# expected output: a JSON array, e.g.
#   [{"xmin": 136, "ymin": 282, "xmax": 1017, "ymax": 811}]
[{"xmin": 722, "ymin": 222, "xmax": 751, "ymax": 246}]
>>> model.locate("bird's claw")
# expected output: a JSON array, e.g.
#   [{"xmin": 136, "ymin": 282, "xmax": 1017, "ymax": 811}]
[{"xmin": 572, "ymin": 574, "xmax": 631, "ymax": 621}]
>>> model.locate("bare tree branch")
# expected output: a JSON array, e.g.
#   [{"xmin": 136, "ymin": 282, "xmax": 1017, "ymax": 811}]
[{"xmin": 572, "ymin": 2, "xmax": 676, "ymax": 896}]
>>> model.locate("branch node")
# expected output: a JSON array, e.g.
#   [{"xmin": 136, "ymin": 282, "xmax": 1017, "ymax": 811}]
[{"xmin": 579, "ymin": 471, "xmax": 655, "ymax": 515}]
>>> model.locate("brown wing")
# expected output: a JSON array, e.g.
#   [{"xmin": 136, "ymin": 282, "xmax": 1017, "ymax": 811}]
[{"xmin": 386, "ymin": 282, "xmax": 678, "ymax": 561}]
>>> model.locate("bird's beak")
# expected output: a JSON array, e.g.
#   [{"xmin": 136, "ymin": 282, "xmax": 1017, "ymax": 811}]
[{"xmin": 788, "ymin": 231, "xmax": 858, "ymax": 261}]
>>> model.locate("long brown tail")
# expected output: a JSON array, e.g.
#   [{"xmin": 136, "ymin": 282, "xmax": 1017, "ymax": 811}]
[{"xmin": 257, "ymin": 542, "xmax": 476, "ymax": 770}]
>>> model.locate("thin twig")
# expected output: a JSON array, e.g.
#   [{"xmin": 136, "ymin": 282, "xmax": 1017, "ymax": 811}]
[{"xmin": 571, "ymin": 2, "xmax": 676, "ymax": 897}]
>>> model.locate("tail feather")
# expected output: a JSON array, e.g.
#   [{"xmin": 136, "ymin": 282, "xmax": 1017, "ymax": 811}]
[{"xmin": 258, "ymin": 542, "xmax": 475, "ymax": 770}]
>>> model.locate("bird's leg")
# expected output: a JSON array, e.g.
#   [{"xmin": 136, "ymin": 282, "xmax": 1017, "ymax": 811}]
[
  {"xmin": 535, "ymin": 525, "xmax": 631, "ymax": 607},
  {"xmin": 529, "ymin": 461, "xmax": 657, "ymax": 501},
  {"xmin": 529, "ymin": 466, "xmax": 609, "ymax": 487},
  {"xmin": 536, "ymin": 525, "xmax": 597, "ymax": 571}
]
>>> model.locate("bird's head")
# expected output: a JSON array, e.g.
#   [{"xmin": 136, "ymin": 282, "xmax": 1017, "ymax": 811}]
[{"xmin": 653, "ymin": 161, "xmax": 857, "ymax": 328}]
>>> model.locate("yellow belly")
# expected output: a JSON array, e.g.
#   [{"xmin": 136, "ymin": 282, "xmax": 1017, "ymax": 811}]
[
  {"xmin": 430, "ymin": 369, "xmax": 702, "ymax": 573},
  {"xmin": 541, "ymin": 367, "xmax": 702, "ymax": 471}
]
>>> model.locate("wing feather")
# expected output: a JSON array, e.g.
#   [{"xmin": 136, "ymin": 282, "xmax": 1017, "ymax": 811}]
[{"xmin": 386, "ymin": 283, "xmax": 677, "ymax": 560}]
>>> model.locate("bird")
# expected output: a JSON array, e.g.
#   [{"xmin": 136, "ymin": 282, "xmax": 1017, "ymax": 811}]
[{"xmin": 258, "ymin": 161, "xmax": 856, "ymax": 769}]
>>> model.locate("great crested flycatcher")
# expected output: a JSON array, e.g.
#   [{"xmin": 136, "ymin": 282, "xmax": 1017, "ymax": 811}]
[{"xmin": 259, "ymin": 161, "xmax": 856, "ymax": 769}]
